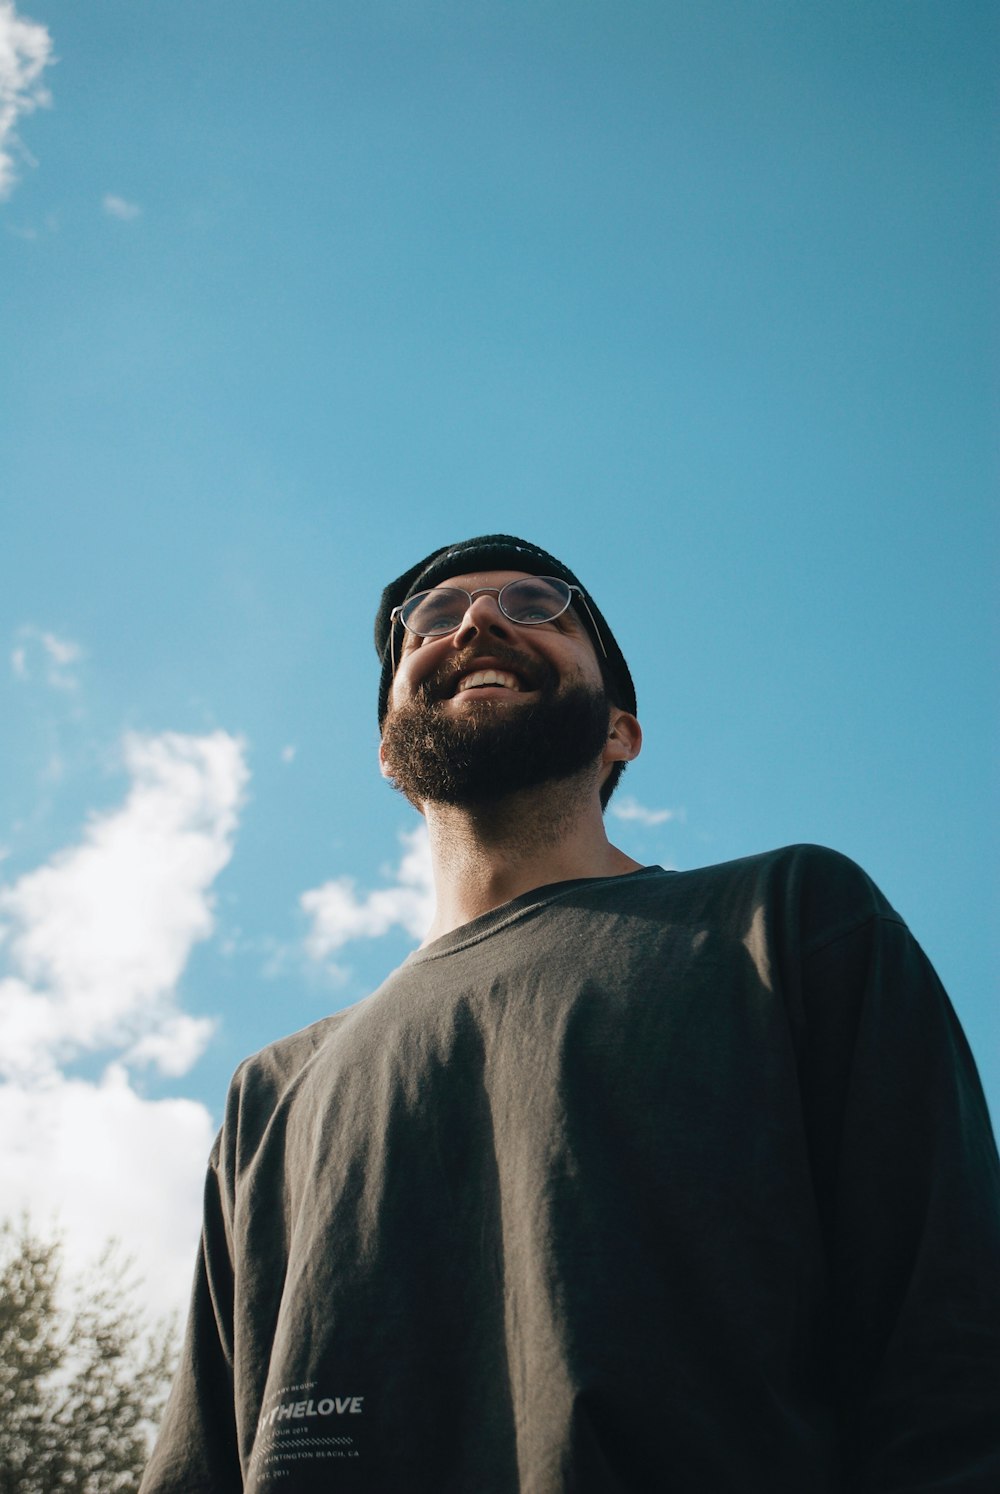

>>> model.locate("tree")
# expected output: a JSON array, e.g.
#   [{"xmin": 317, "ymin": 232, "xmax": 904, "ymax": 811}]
[{"xmin": 0, "ymin": 1218, "xmax": 176, "ymax": 1494}]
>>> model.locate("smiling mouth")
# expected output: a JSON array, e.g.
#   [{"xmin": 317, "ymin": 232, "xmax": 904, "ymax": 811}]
[
  {"xmin": 424, "ymin": 648, "xmax": 552, "ymax": 702},
  {"xmin": 456, "ymin": 669, "xmax": 524, "ymax": 694}
]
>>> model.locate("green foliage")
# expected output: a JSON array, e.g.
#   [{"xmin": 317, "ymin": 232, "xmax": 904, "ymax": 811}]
[{"xmin": 0, "ymin": 1219, "xmax": 176, "ymax": 1494}]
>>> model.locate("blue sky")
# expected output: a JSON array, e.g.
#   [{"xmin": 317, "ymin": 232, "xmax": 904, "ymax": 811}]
[{"xmin": 1, "ymin": 0, "xmax": 996, "ymax": 1320}]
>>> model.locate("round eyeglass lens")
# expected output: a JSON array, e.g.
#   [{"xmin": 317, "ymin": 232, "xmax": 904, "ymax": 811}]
[
  {"xmin": 400, "ymin": 589, "xmax": 470, "ymax": 636},
  {"xmin": 499, "ymin": 577, "xmax": 571, "ymax": 623}
]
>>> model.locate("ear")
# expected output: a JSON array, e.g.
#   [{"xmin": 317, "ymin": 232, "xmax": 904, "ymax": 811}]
[{"xmin": 603, "ymin": 708, "xmax": 642, "ymax": 766}]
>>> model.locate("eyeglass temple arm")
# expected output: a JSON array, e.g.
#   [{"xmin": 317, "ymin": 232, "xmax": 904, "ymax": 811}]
[
  {"xmin": 571, "ymin": 588, "xmax": 608, "ymax": 658},
  {"xmin": 390, "ymin": 609, "xmax": 400, "ymax": 676}
]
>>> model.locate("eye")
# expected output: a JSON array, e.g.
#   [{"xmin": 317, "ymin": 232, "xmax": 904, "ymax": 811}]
[
  {"xmin": 401, "ymin": 588, "xmax": 469, "ymax": 636},
  {"xmin": 519, "ymin": 602, "xmax": 555, "ymax": 622},
  {"xmin": 502, "ymin": 579, "xmax": 570, "ymax": 624}
]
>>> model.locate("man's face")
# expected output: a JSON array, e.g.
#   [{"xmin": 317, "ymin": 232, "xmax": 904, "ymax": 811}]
[{"xmin": 379, "ymin": 569, "xmax": 615, "ymax": 807}]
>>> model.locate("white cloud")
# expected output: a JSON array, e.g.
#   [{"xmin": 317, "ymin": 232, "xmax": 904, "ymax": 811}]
[
  {"xmin": 610, "ymin": 795, "xmax": 679, "ymax": 828},
  {"xmin": 301, "ymin": 824, "xmax": 434, "ymax": 966},
  {"xmin": 0, "ymin": 0, "xmax": 55, "ymax": 200},
  {"xmin": 102, "ymin": 192, "xmax": 140, "ymax": 221},
  {"xmin": 0, "ymin": 727, "xmax": 248, "ymax": 1323},
  {"xmin": 281, "ymin": 744, "xmax": 297, "ymax": 764},
  {"xmin": 11, "ymin": 624, "xmax": 85, "ymax": 689},
  {"xmin": 0, "ymin": 1066, "xmax": 214, "ymax": 1322},
  {"xmin": 0, "ymin": 729, "xmax": 248, "ymax": 1081},
  {"xmin": 126, "ymin": 1012, "xmax": 217, "ymax": 1077},
  {"xmin": 39, "ymin": 629, "xmax": 80, "ymax": 667}
]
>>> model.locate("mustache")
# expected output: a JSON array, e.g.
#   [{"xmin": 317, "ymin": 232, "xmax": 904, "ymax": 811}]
[{"xmin": 420, "ymin": 642, "xmax": 557, "ymax": 701}]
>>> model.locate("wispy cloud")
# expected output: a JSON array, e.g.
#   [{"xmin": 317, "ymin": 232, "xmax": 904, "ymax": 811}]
[
  {"xmin": 301, "ymin": 825, "xmax": 434, "ymax": 968},
  {"xmin": 0, "ymin": 0, "xmax": 55, "ymax": 200},
  {"xmin": 0, "ymin": 729, "xmax": 248, "ymax": 1081},
  {"xmin": 102, "ymin": 192, "xmax": 140, "ymax": 221},
  {"xmin": 11, "ymin": 625, "xmax": 85, "ymax": 690},
  {"xmin": 6, "ymin": 207, "xmax": 56, "ymax": 240},
  {"xmin": 610, "ymin": 795, "xmax": 680, "ymax": 828}
]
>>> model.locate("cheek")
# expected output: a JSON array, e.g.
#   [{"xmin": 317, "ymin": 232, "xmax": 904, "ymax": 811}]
[
  {"xmin": 561, "ymin": 645, "xmax": 605, "ymax": 689},
  {"xmin": 393, "ymin": 640, "xmax": 439, "ymax": 700}
]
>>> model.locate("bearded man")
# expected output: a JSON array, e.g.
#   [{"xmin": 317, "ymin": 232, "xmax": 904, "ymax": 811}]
[{"xmin": 142, "ymin": 534, "xmax": 1000, "ymax": 1494}]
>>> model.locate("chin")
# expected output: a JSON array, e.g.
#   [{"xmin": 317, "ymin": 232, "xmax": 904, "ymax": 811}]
[{"xmin": 381, "ymin": 679, "xmax": 613, "ymax": 809}]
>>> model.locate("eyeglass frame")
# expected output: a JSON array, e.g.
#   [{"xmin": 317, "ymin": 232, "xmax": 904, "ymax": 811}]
[{"xmin": 388, "ymin": 577, "xmax": 608, "ymax": 676}]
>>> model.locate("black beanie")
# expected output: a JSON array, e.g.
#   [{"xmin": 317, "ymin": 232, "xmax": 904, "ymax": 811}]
[{"xmin": 375, "ymin": 534, "xmax": 636, "ymax": 726}]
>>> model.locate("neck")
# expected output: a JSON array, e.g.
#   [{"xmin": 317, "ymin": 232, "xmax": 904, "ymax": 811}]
[{"xmin": 419, "ymin": 776, "xmax": 642, "ymax": 943}]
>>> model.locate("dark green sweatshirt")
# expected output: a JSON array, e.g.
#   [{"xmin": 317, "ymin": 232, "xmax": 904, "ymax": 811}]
[{"xmin": 141, "ymin": 846, "xmax": 1000, "ymax": 1492}]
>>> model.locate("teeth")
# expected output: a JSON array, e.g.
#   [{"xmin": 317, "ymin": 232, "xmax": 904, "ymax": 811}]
[{"xmin": 457, "ymin": 669, "xmax": 521, "ymax": 693}]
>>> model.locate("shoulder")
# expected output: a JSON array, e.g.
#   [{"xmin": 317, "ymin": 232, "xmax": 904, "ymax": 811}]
[
  {"xmin": 637, "ymin": 842, "xmax": 882, "ymax": 892},
  {"xmin": 219, "ymin": 1002, "xmax": 372, "ymax": 1156},
  {"xmin": 740, "ymin": 845, "xmax": 915, "ymax": 983},
  {"xmin": 746, "ymin": 841, "xmax": 891, "ymax": 897},
  {"xmin": 671, "ymin": 843, "xmax": 905, "ymax": 953},
  {"xmin": 765, "ymin": 842, "xmax": 903, "ymax": 948},
  {"xmin": 563, "ymin": 846, "xmax": 903, "ymax": 961}
]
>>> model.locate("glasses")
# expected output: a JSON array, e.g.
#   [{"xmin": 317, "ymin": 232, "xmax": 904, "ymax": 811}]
[{"xmin": 389, "ymin": 576, "xmax": 607, "ymax": 673}]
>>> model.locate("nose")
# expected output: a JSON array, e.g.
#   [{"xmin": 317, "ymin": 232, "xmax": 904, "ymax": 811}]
[{"xmin": 453, "ymin": 589, "xmax": 515, "ymax": 649}]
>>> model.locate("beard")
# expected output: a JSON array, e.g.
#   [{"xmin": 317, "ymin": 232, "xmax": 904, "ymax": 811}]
[{"xmin": 380, "ymin": 652, "xmax": 612, "ymax": 808}]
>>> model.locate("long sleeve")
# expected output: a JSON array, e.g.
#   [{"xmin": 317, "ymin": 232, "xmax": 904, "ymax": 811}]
[{"xmin": 795, "ymin": 871, "xmax": 1000, "ymax": 1491}]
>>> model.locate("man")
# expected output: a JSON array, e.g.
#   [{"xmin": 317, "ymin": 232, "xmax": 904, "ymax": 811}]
[{"xmin": 142, "ymin": 534, "xmax": 1000, "ymax": 1493}]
